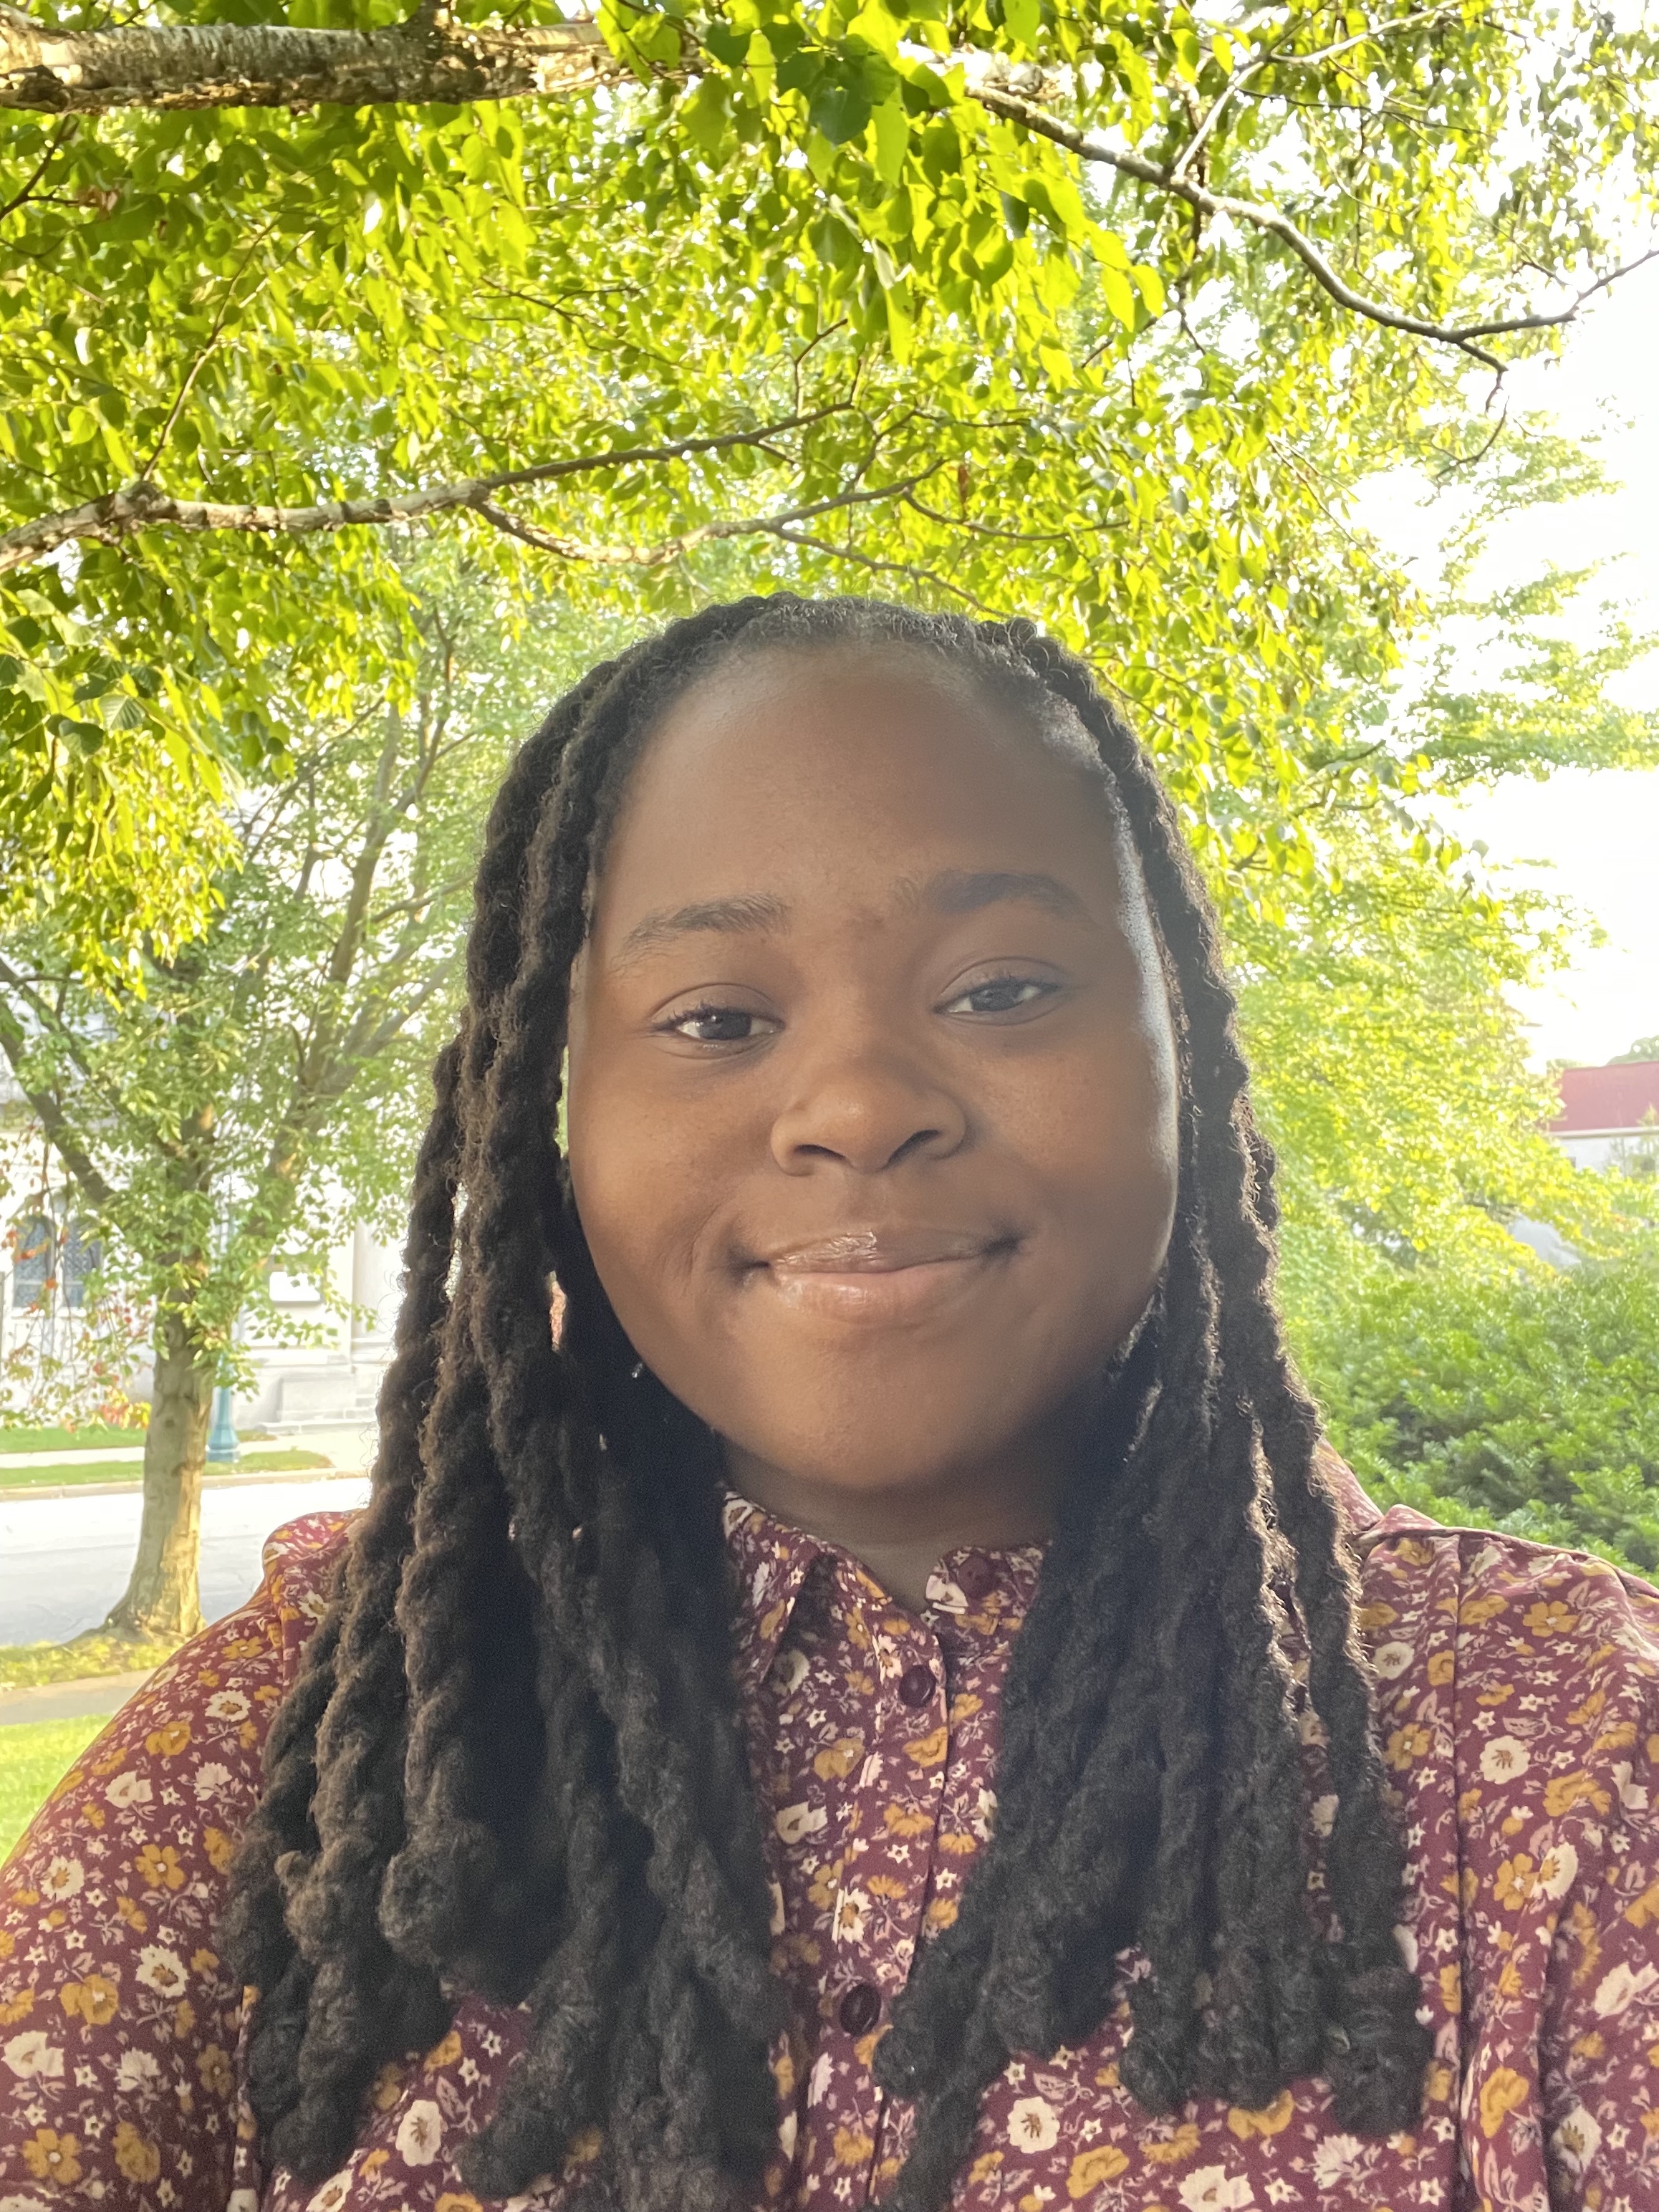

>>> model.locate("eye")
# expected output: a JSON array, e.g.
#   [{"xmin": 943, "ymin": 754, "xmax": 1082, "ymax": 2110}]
[
  {"xmin": 940, "ymin": 972, "xmax": 1063, "ymax": 1019},
  {"xmin": 655, "ymin": 1002, "xmax": 779, "ymax": 1046}
]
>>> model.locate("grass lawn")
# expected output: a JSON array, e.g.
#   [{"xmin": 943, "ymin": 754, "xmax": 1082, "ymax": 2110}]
[
  {"xmin": 0, "ymin": 1634, "xmax": 177, "ymax": 1690},
  {"xmin": 1, "ymin": 1716, "xmax": 109, "ymax": 1862},
  {"xmin": 0, "ymin": 1446, "xmax": 329, "ymax": 1491},
  {"xmin": 0, "ymin": 1424, "xmax": 148, "ymax": 1456}
]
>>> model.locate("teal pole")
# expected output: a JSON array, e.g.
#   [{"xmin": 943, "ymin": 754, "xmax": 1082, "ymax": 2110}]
[{"xmin": 206, "ymin": 1384, "xmax": 240, "ymax": 1465}]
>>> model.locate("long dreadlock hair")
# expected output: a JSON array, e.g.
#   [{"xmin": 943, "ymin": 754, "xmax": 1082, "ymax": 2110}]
[{"xmin": 222, "ymin": 594, "xmax": 1429, "ymax": 2211}]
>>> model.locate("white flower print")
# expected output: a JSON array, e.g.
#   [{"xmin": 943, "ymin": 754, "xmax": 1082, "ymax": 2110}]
[
  {"xmin": 1612, "ymin": 1759, "xmax": 1650, "ymax": 1812},
  {"xmin": 1551, "ymin": 2105, "xmax": 1602, "ymax": 2173},
  {"xmin": 305, "ymin": 2171, "xmax": 353, "ymax": 2212},
  {"xmin": 1536, "ymin": 1841, "xmax": 1579, "ymax": 1900},
  {"xmin": 3, "ymin": 2031, "xmax": 63, "ymax": 2081},
  {"xmin": 0, "ymin": 2196, "xmax": 54, "ymax": 2212},
  {"xmin": 1297, "ymin": 1707, "xmax": 1328, "ymax": 1747},
  {"xmin": 1371, "ymin": 1642, "xmax": 1413, "ymax": 1679},
  {"xmin": 1592, "ymin": 1961, "xmax": 1659, "ymax": 2016},
  {"xmin": 1178, "ymin": 2169, "xmax": 1256, "ymax": 2211},
  {"xmin": 226, "ymin": 2193, "xmax": 261, "ymax": 2212},
  {"xmin": 191, "ymin": 1761, "xmax": 234, "ymax": 1799},
  {"xmin": 768, "ymin": 1878, "xmax": 787, "ymax": 1937},
  {"xmin": 1007, "ymin": 2096, "xmax": 1059, "ymax": 2152},
  {"xmin": 1310, "ymin": 1794, "xmax": 1339, "ymax": 1838},
  {"xmin": 104, "ymin": 1771, "xmax": 152, "ymax": 1809},
  {"xmin": 395, "ymin": 2098, "xmax": 445, "ymax": 2165},
  {"xmin": 834, "ymin": 1888, "xmax": 870, "ymax": 1943},
  {"xmin": 1311, "ymin": 2135, "xmax": 1364, "ymax": 2188},
  {"xmin": 1479, "ymin": 1735, "xmax": 1529, "ymax": 1783},
  {"xmin": 1393, "ymin": 1924, "xmax": 1418, "ymax": 1971},
  {"xmin": 116, "ymin": 2049, "xmax": 161, "ymax": 2091},
  {"xmin": 774, "ymin": 1802, "xmax": 827, "ymax": 1845},
  {"xmin": 206, "ymin": 1690, "xmax": 251, "ymax": 1721},
  {"xmin": 771, "ymin": 1650, "xmax": 809, "ymax": 1696},
  {"xmin": 135, "ymin": 1943, "xmax": 188, "ymax": 1995},
  {"xmin": 39, "ymin": 1855, "xmax": 84, "ymax": 1902}
]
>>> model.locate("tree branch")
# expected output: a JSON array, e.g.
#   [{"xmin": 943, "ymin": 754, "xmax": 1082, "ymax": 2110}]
[
  {"xmin": 0, "ymin": 4, "xmax": 615, "ymax": 114},
  {"xmin": 968, "ymin": 75, "xmax": 1659, "ymax": 370},
  {"xmin": 0, "ymin": 992, "xmax": 120, "ymax": 1214},
  {"xmin": 0, "ymin": 405, "xmax": 845, "ymax": 574},
  {"xmin": 470, "ymin": 468, "xmax": 929, "ymax": 564}
]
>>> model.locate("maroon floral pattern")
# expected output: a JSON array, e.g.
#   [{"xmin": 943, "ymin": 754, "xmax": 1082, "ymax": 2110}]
[{"xmin": 5, "ymin": 1478, "xmax": 1659, "ymax": 2211}]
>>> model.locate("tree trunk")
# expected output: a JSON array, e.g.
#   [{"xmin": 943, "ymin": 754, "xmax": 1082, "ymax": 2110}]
[
  {"xmin": 0, "ymin": 9, "xmax": 612, "ymax": 115},
  {"xmin": 104, "ymin": 1311, "xmax": 212, "ymax": 1641}
]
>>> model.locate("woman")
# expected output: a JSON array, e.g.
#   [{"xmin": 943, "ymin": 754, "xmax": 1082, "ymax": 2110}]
[{"xmin": 4, "ymin": 595, "xmax": 1656, "ymax": 2212}]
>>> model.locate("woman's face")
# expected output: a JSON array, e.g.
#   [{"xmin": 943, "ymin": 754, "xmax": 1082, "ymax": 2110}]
[{"xmin": 565, "ymin": 645, "xmax": 1179, "ymax": 1519}]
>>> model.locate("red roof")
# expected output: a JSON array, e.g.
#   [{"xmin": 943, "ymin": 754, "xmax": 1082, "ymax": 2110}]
[{"xmin": 1551, "ymin": 1059, "xmax": 1659, "ymax": 1134}]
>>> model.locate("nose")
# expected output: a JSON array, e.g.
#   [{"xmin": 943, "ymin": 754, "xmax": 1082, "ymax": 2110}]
[{"xmin": 769, "ymin": 1031, "xmax": 969, "ymax": 1177}]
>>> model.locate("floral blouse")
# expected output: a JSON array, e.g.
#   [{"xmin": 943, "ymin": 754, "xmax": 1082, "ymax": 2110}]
[{"xmin": 4, "ymin": 1474, "xmax": 1659, "ymax": 2212}]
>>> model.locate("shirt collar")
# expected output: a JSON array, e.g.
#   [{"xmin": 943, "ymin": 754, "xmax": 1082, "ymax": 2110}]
[{"xmin": 722, "ymin": 1491, "xmax": 1047, "ymax": 1701}]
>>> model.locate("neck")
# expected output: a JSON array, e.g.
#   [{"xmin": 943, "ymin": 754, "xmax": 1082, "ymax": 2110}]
[{"xmin": 722, "ymin": 1408, "xmax": 1087, "ymax": 1612}]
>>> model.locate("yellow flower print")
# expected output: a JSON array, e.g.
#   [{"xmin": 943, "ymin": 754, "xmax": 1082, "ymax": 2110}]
[
  {"xmin": 370, "ymin": 2059, "xmax": 406, "ymax": 2110},
  {"xmin": 1427, "ymin": 1650, "xmax": 1455, "ymax": 1686},
  {"xmin": 1424, "ymin": 2062, "xmax": 1454, "ymax": 2102},
  {"xmin": 424, "ymin": 2029, "xmax": 463, "ymax": 2069},
  {"xmin": 867, "ymin": 1874, "xmax": 909, "ymax": 1898},
  {"xmin": 968, "ymin": 2152, "xmax": 1004, "ymax": 2183},
  {"xmin": 924, "ymin": 1896, "xmax": 958, "ymax": 1931},
  {"xmin": 145, "ymin": 1720, "xmax": 192, "ymax": 1757},
  {"xmin": 1357, "ymin": 1603, "xmax": 1398, "ymax": 1629},
  {"xmin": 1523, "ymin": 1600, "xmax": 1578, "ymax": 1638},
  {"xmin": 1625, "ymin": 1878, "xmax": 1659, "ymax": 1928},
  {"xmin": 1144, "ymin": 2122, "xmax": 1201, "ymax": 2161},
  {"xmin": 199, "ymin": 2043, "xmax": 235, "ymax": 2097},
  {"xmin": 203, "ymin": 1826, "xmax": 236, "ymax": 1872},
  {"xmin": 1068, "ymin": 2145, "xmax": 1130, "ymax": 2195},
  {"xmin": 191, "ymin": 1946, "xmax": 219, "ymax": 1974},
  {"xmin": 1459, "ymin": 1594, "xmax": 1508, "ymax": 1626},
  {"xmin": 1478, "ymin": 2066, "xmax": 1530, "ymax": 2138},
  {"xmin": 1439, "ymin": 1963, "xmax": 1462, "ymax": 2015},
  {"xmin": 112, "ymin": 2121, "xmax": 161, "ymax": 2183},
  {"xmin": 1494, "ymin": 1855, "xmax": 1537, "ymax": 1910},
  {"xmin": 883, "ymin": 1805, "xmax": 933, "ymax": 1838},
  {"xmin": 0, "ymin": 1986, "xmax": 36, "ymax": 2024},
  {"xmin": 1226, "ymin": 2090, "xmax": 1294, "ymax": 2139},
  {"xmin": 58, "ymin": 1971, "xmax": 120, "ymax": 2025},
  {"xmin": 1568, "ymin": 1689, "xmax": 1607, "ymax": 1727},
  {"xmin": 833, "ymin": 2125, "xmax": 875, "ymax": 2168},
  {"xmin": 1385, "ymin": 1723, "xmax": 1431, "ymax": 1771},
  {"xmin": 948, "ymin": 1694, "xmax": 983, "ymax": 1723},
  {"xmin": 813, "ymin": 1739, "xmax": 864, "ymax": 1781},
  {"xmin": 938, "ymin": 1831, "xmax": 979, "ymax": 1857},
  {"xmin": 1544, "ymin": 1771, "xmax": 1612, "ymax": 1818},
  {"xmin": 23, "ymin": 2127, "xmax": 83, "ymax": 2186},
  {"xmin": 115, "ymin": 1892, "xmax": 149, "ymax": 1933},
  {"xmin": 135, "ymin": 1842, "xmax": 187, "ymax": 1891},
  {"xmin": 436, "ymin": 2195, "xmax": 484, "ymax": 2212},
  {"xmin": 904, "ymin": 1726, "xmax": 948, "ymax": 1769}
]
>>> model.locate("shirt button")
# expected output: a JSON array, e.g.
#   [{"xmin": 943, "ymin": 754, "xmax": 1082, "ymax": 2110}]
[
  {"xmin": 956, "ymin": 1554, "xmax": 996, "ymax": 1602},
  {"xmin": 839, "ymin": 1982, "xmax": 883, "ymax": 2037},
  {"xmin": 897, "ymin": 1663, "xmax": 936, "ymax": 1708}
]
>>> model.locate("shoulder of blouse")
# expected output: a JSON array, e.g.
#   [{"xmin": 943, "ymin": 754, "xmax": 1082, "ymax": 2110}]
[{"xmin": 0, "ymin": 1511, "xmax": 355, "ymax": 2211}]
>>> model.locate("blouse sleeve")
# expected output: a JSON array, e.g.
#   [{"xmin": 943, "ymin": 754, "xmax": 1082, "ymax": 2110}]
[
  {"xmin": 1446, "ymin": 1536, "xmax": 1659, "ymax": 2212},
  {"xmin": 0, "ymin": 1513, "xmax": 350, "ymax": 2211}
]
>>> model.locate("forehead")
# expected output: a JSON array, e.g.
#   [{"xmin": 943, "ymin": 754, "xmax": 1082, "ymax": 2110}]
[{"xmin": 592, "ymin": 644, "xmax": 1130, "ymax": 918}]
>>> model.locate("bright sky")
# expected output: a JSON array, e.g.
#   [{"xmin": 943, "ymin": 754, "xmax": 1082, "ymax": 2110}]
[{"xmin": 1357, "ymin": 270, "xmax": 1659, "ymax": 1070}]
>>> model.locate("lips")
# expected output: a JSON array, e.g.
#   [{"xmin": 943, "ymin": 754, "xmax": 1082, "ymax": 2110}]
[
  {"xmin": 744, "ymin": 1226, "xmax": 1019, "ymax": 1322},
  {"xmin": 759, "ymin": 1227, "xmax": 1004, "ymax": 1274}
]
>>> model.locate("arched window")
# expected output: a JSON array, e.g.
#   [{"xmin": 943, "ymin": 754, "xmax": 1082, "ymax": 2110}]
[
  {"xmin": 11, "ymin": 1215, "xmax": 55, "ymax": 1311},
  {"xmin": 63, "ymin": 1218, "xmax": 102, "ymax": 1311}
]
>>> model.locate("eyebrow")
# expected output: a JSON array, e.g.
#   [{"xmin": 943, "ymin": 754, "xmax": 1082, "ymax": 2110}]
[
  {"xmin": 613, "ymin": 891, "xmax": 791, "ymax": 966},
  {"xmin": 610, "ymin": 868, "xmax": 1093, "ymax": 968},
  {"xmin": 913, "ymin": 868, "xmax": 1094, "ymax": 926}
]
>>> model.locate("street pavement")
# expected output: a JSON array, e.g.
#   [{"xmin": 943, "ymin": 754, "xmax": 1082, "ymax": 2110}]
[{"xmin": 0, "ymin": 1474, "xmax": 370, "ymax": 1647}]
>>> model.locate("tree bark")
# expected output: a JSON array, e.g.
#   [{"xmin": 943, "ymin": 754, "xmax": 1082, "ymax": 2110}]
[
  {"xmin": 105, "ymin": 1309, "xmax": 212, "ymax": 1641},
  {"xmin": 0, "ymin": 6, "xmax": 614, "ymax": 115}
]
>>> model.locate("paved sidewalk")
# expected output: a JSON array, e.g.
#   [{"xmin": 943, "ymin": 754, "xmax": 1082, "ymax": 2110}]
[{"xmin": 0, "ymin": 1670, "xmax": 157, "ymax": 1728}]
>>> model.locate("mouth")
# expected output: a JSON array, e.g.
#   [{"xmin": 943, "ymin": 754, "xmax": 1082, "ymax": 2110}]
[{"xmin": 742, "ymin": 1226, "xmax": 1021, "ymax": 1322}]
